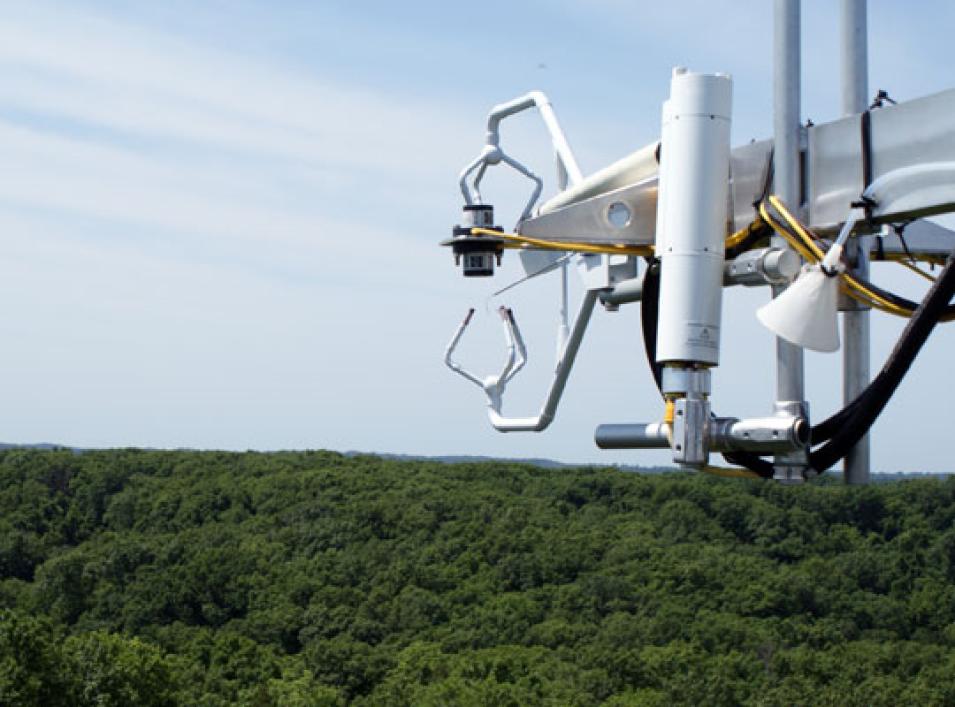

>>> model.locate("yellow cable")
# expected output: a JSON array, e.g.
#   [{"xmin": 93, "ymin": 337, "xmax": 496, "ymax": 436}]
[
  {"xmin": 724, "ymin": 216, "xmax": 768, "ymax": 250},
  {"xmin": 762, "ymin": 197, "xmax": 920, "ymax": 318},
  {"xmin": 757, "ymin": 203, "xmax": 817, "ymax": 262},
  {"xmin": 471, "ymin": 227, "xmax": 653, "ymax": 256},
  {"xmin": 700, "ymin": 465, "xmax": 762, "ymax": 480},
  {"xmin": 473, "ymin": 217, "xmax": 765, "ymax": 259}
]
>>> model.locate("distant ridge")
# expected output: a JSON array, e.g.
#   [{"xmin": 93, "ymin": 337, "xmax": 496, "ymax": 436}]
[
  {"xmin": 342, "ymin": 450, "xmax": 675, "ymax": 474},
  {"xmin": 0, "ymin": 442, "xmax": 947, "ymax": 479},
  {"xmin": 0, "ymin": 442, "xmax": 74, "ymax": 451}
]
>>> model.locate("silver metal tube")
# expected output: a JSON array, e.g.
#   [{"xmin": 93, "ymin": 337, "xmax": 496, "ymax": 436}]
[
  {"xmin": 710, "ymin": 416, "xmax": 809, "ymax": 454},
  {"xmin": 486, "ymin": 91, "xmax": 583, "ymax": 186},
  {"xmin": 841, "ymin": 0, "xmax": 871, "ymax": 484},
  {"xmin": 595, "ymin": 423, "xmax": 670, "ymax": 449},
  {"xmin": 556, "ymin": 262, "xmax": 570, "ymax": 362},
  {"xmin": 599, "ymin": 274, "xmax": 646, "ymax": 307},
  {"xmin": 595, "ymin": 415, "xmax": 808, "ymax": 454},
  {"xmin": 841, "ymin": 0, "xmax": 868, "ymax": 116},
  {"xmin": 538, "ymin": 142, "xmax": 659, "ymax": 215},
  {"xmin": 488, "ymin": 290, "xmax": 597, "ymax": 432},
  {"xmin": 772, "ymin": 0, "xmax": 808, "ymax": 477},
  {"xmin": 724, "ymin": 247, "xmax": 801, "ymax": 287}
]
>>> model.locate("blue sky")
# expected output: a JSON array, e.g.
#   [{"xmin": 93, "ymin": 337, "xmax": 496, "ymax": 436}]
[{"xmin": 1, "ymin": 0, "xmax": 954, "ymax": 472}]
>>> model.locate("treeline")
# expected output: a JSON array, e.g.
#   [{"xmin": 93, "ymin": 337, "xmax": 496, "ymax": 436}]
[{"xmin": 2, "ymin": 448, "xmax": 955, "ymax": 705}]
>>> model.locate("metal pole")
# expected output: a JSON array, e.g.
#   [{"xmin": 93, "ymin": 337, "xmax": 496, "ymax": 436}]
[
  {"xmin": 841, "ymin": 0, "xmax": 871, "ymax": 484},
  {"xmin": 772, "ymin": 0, "xmax": 808, "ymax": 481}
]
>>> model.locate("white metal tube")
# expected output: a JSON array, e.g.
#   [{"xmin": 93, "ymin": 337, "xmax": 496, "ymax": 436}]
[
  {"xmin": 538, "ymin": 142, "xmax": 659, "ymax": 215},
  {"xmin": 655, "ymin": 69, "xmax": 733, "ymax": 365},
  {"xmin": 842, "ymin": 0, "xmax": 870, "ymax": 485},
  {"xmin": 488, "ymin": 290, "xmax": 597, "ymax": 432},
  {"xmin": 501, "ymin": 308, "xmax": 527, "ymax": 384},
  {"xmin": 486, "ymin": 91, "xmax": 584, "ymax": 186},
  {"xmin": 556, "ymin": 262, "xmax": 570, "ymax": 364},
  {"xmin": 771, "ymin": 0, "xmax": 808, "ymax": 480},
  {"xmin": 841, "ymin": 0, "xmax": 869, "ymax": 116},
  {"xmin": 496, "ymin": 307, "xmax": 520, "ymax": 384},
  {"xmin": 444, "ymin": 309, "xmax": 483, "ymax": 387},
  {"xmin": 595, "ymin": 423, "xmax": 671, "ymax": 449},
  {"xmin": 772, "ymin": 0, "xmax": 806, "ymax": 403}
]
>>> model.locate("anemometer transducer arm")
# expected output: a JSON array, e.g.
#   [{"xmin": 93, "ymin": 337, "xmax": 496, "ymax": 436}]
[
  {"xmin": 458, "ymin": 91, "xmax": 584, "ymax": 221},
  {"xmin": 444, "ymin": 291, "xmax": 598, "ymax": 432}
]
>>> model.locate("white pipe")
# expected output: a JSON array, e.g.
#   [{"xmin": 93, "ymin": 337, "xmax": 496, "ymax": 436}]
[
  {"xmin": 556, "ymin": 263, "xmax": 570, "ymax": 365},
  {"xmin": 538, "ymin": 141, "xmax": 659, "ymax": 215},
  {"xmin": 486, "ymin": 91, "xmax": 584, "ymax": 186},
  {"xmin": 772, "ymin": 0, "xmax": 806, "ymax": 408},
  {"xmin": 444, "ymin": 309, "xmax": 482, "ymax": 387},
  {"xmin": 488, "ymin": 290, "xmax": 597, "ymax": 432},
  {"xmin": 458, "ymin": 153, "xmax": 485, "ymax": 204},
  {"xmin": 500, "ymin": 307, "xmax": 527, "ymax": 384},
  {"xmin": 841, "ymin": 0, "xmax": 870, "ymax": 486}
]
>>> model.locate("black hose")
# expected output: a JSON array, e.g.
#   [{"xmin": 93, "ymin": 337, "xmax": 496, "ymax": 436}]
[
  {"xmin": 809, "ymin": 252, "xmax": 955, "ymax": 471},
  {"xmin": 761, "ymin": 199, "xmax": 955, "ymax": 445},
  {"xmin": 640, "ymin": 258, "xmax": 663, "ymax": 392},
  {"xmin": 642, "ymin": 213, "xmax": 955, "ymax": 476}
]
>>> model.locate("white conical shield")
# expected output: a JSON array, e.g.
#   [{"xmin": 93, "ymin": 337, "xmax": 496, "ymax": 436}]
[{"xmin": 756, "ymin": 266, "xmax": 840, "ymax": 352}]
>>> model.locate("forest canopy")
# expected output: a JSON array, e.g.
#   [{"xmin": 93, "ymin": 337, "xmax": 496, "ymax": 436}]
[{"xmin": 2, "ymin": 448, "xmax": 955, "ymax": 705}]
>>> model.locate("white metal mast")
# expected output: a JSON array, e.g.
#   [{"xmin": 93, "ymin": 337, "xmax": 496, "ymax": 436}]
[
  {"xmin": 772, "ymin": 0, "xmax": 809, "ymax": 481},
  {"xmin": 841, "ymin": 0, "xmax": 871, "ymax": 484}
]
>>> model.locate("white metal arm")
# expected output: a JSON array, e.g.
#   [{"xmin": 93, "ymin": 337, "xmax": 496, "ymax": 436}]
[
  {"xmin": 484, "ymin": 91, "xmax": 583, "ymax": 186},
  {"xmin": 444, "ymin": 306, "xmax": 527, "ymax": 391},
  {"xmin": 444, "ymin": 291, "xmax": 597, "ymax": 433},
  {"xmin": 457, "ymin": 91, "xmax": 583, "ymax": 223}
]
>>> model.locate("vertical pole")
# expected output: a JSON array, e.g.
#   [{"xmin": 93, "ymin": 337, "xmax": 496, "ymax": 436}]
[
  {"xmin": 557, "ymin": 261, "xmax": 570, "ymax": 362},
  {"xmin": 772, "ymin": 0, "xmax": 808, "ymax": 481},
  {"xmin": 841, "ymin": 0, "xmax": 871, "ymax": 484}
]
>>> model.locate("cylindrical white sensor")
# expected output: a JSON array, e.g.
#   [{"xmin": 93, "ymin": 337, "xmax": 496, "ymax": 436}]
[{"xmin": 655, "ymin": 68, "xmax": 732, "ymax": 366}]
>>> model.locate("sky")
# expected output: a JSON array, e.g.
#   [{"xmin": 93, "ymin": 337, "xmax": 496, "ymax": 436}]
[{"xmin": 0, "ymin": 0, "xmax": 954, "ymax": 473}]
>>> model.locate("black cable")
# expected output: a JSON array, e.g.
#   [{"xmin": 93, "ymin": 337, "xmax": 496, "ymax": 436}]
[
  {"xmin": 640, "ymin": 258, "xmax": 663, "ymax": 392},
  {"xmin": 640, "ymin": 198, "xmax": 955, "ymax": 477},
  {"xmin": 761, "ymin": 199, "xmax": 955, "ymax": 445},
  {"xmin": 860, "ymin": 110, "xmax": 874, "ymax": 224},
  {"xmin": 809, "ymin": 250, "xmax": 955, "ymax": 471},
  {"xmin": 893, "ymin": 221, "xmax": 918, "ymax": 265}
]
